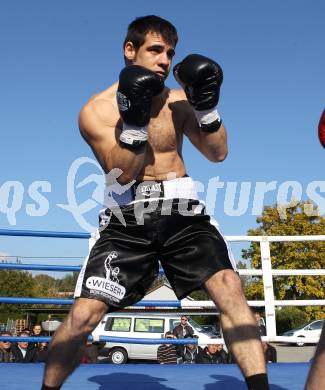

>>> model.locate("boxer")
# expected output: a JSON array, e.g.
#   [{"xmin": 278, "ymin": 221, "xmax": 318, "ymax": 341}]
[{"xmin": 42, "ymin": 15, "xmax": 268, "ymax": 390}]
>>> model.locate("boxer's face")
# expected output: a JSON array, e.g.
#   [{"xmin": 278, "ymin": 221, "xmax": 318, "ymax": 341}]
[{"xmin": 124, "ymin": 31, "xmax": 175, "ymax": 80}]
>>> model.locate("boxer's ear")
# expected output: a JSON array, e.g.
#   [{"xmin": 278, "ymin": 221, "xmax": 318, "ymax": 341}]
[{"xmin": 124, "ymin": 41, "xmax": 136, "ymax": 62}]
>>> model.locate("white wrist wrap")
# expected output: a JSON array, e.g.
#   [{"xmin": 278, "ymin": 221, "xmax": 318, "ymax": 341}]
[
  {"xmin": 119, "ymin": 123, "xmax": 148, "ymax": 145},
  {"xmin": 194, "ymin": 108, "xmax": 221, "ymax": 126}
]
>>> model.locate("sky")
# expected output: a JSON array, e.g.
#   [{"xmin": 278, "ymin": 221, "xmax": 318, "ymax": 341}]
[{"xmin": 0, "ymin": 0, "xmax": 324, "ymax": 274}]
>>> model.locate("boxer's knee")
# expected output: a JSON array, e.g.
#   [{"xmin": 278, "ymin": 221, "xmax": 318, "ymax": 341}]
[
  {"xmin": 220, "ymin": 269, "xmax": 243, "ymax": 295},
  {"xmin": 205, "ymin": 269, "xmax": 246, "ymax": 310},
  {"xmin": 207, "ymin": 269, "xmax": 242, "ymax": 292},
  {"xmin": 66, "ymin": 298, "xmax": 107, "ymax": 336}
]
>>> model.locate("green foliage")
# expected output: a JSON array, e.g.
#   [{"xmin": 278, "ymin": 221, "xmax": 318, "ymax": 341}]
[
  {"xmin": 33, "ymin": 274, "xmax": 58, "ymax": 297},
  {"xmin": 276, "ymin": 307, "xmax": 308, "ymax": 334},
  {"xmin": 33, "ymin": 272, "xmax": 80, "ymax": 297},
  {"xmin": 242, "ymin": 202, "xmax": 325, "ymax": 321},
  {"xmin": 0, "ymin": 312, "xmax": 23, "ymax": 323},
  {"xmin": 189, "ymin": 289, "xmax": 209, "ymax": 300},
  {"xmin": 0, "ymin": 270, "xmax": 37, "ymax": 313},
  {"xmin": 56, "ymin": 272, "xmax": 79, "ymax": 292},
  {"xmin": 0, "ymin": 269, "xmax": 80, "ymax": 316},
  {"xmin": 237, "ymin": 260, "xmax": 251, "ymax": 291}
]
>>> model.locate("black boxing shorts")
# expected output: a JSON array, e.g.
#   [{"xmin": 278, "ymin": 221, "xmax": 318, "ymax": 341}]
[{"xmin": 74, "ymin": 176, "xmax": 236, "ymax": 311}]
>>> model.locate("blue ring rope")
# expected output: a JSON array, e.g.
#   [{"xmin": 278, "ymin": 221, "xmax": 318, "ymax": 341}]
[
  {"xmin": 0, "ymin": 263, "xmax": 81, "ymax": 272},
  {"xmin": 0, "ymin": 229, "xmax": 90, "ymax": 239},
  {"xmin": 0, "ymin": 297, "xmax": 182, "ymax": 307},
  {"xmin": 0, "ymin": 263, "xmax": 165, "ymax": 274},
  {"xmin": 0, "ymin": 297, "xmax": 74, "ymax": 305},
  {"xmin": 0, "ymin": 336, "xmax": 197, "ymax": 345}
]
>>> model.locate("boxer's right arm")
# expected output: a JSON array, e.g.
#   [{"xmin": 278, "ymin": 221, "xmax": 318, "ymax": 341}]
[
  {"xmin": 79, "ymin": 65, "xmax": 164, "ymax": 184},
  {"xmin": 117, "ymin": 65, "xmax": 164, "ymax": 149},
  {"xmin": 79, "ymin": 99, "xmax": 146, "ymax": 184}
]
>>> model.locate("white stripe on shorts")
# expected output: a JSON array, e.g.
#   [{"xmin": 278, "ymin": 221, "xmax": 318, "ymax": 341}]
[
  {"xmin": 210, "ymin": 216, "xmax": 237, "ymax": 271},
  {"xmin": 74, "ymin": 255, "xmax": 89, "ymax": 298},
  {"xmin": 103, "ymin": 176, "xmax": 199, "ymax": 208}
]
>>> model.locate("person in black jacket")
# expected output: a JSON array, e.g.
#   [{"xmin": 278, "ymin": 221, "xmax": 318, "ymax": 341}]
[
  {"xmin": 179, "ymin": 335, "xmax": 203, "ymax": 364},
  {"xmin": 0, "ymin": 332, "xmax": 15, "ymax": 363},
  {"xmin": 36, "ymin": 341, "xmax": 49, "ymax": 363},
  {"xmin": 199, "ymin": 343, "xmax": 231, "ymax": 364},
  {"xmin": 11, "ymin": 331, "xmax": 38, "ymax": 363},
  {"xmin": 262, "ymin": 342, "xmax": 277, "ymax": 363},
  {"xmin": 254, "ymin": 312, "xmax": 266, "ymax": 337},
  {"xmin": 173, "ymin": 316, "xmax": 194, "ymax": 338}
]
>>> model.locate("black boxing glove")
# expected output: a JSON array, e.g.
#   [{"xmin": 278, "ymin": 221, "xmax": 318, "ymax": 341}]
[
  {"xmin": 173, "ymin": 54, "xmax": 223, "ymax": 132},
  {"xmin": 117, "ymin": 65, "xmax": 164, "ymax": 149}
]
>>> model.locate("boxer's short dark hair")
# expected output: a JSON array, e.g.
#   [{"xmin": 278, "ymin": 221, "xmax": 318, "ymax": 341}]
[{"xmin": 123, "ymin": 15, "xmax": 178, "ymax": 52}]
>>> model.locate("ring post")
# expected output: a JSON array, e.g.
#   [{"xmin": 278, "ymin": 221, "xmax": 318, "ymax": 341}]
[{"xmin": 261, "ymin": 237, "xmax": 277, "ymax": 339}]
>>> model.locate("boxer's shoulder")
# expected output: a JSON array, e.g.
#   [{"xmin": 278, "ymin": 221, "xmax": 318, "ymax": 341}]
[
  {"xmin": 80, "ymin": 83, "xmax": 119, "ymax": 129},
  {"xmin": 167, "ymin": 87, "xmax": 195, "ymax": 119},
  {"xmin": 168, "ymin": 87, "xmax": 187, "ymax": 102}
]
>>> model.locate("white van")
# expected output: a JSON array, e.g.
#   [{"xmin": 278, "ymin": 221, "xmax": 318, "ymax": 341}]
[{"xmin": 92, "ymin": 312, "xmax": 215, "ymax": 364}]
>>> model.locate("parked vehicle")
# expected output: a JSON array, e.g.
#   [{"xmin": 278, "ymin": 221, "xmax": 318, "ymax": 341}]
[
  {"xmin": 92, "ymin": 312, "xmax": 214, "ymax": 364},
  {"xmin": 282, "ymin": 319, "xmax": 324, "ymax": 346},
  {"xmin": 201, "ymin": 325, "xmax": 221, "ymax": 337}
]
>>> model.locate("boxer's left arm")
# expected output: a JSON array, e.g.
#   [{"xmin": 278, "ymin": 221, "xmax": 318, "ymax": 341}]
[
  {"xmin": 179, "ymin": 93, "xmax": 228, "ymax": 162},
  {"xmin": 174, "ymin": 54, "xmax": 228, "ymax": 162}
]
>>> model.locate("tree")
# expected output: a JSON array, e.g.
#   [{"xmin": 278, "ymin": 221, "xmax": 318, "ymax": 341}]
[
  {"xmin": 0, "ymin": 270, "xmax": 37, "ymax": 313},
  {"xmin": 242, "ymin": 202, "xmax": 325, "ymax": 321},
  {"xmin": 56, "ymin": 272, "xmax": 79, "ymax": 293},
  {"xmin": 34, "ymin": 274, "xmax": 58, "ymax": 297}
]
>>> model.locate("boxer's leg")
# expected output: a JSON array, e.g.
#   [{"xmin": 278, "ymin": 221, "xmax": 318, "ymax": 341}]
[
  {"xmin": 42, "ymin": 298, "xmax": 107, "ymax": 389},
  {"xmin": 205, "ymin": 270, "xmax": 269, "ymax": 389}
]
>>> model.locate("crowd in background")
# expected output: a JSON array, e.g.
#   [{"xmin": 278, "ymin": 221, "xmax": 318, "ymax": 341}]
[
  {"xmin": 157, "ymin": 314, "xmax": 277, "ymax": 365},
  {"xmin": 0, "ymin": 323, "xmax": 106, "ymax": 364},
  {"xmin": 0, "ymin": 324, "xmax": 46, "ymax": 363},
  {"xmin": 0, "ymin": 313, "xmax": 276, "ymax": 364}
]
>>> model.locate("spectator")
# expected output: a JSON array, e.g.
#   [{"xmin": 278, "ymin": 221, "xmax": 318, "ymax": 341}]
[
  {"xmin": 36, "ymin": 341, "xmax": 49, "ymax": 363},
  {"xmin": 173, "ymin": 316, "xmax": 194, "ymax": 338},
  {"xmin": 180, "ymin": 335, "xmax": 203, "ymax": 364},
  {"xmin": 157, "ymin": 332, "xmax": 178, "ymax": 364},
  {"xmin": 0, "ymin": 332, "xmax": 15, "ymax": 363},
  {"xmin": 254, "ymin": 312, "xmax": 266, "ymax": 337},
  {"xmin": 30, "ymin": 323, "xmax": 44, "ymax": 348},
  {"xmin": 262, "ymin": 342, "xmax": 277, "ymax": 363},
  {"xmin": 216, "ymin": 343, "xmax": 233, "ymax": 363},
  {"xmin": 11, "ymin": 331, "xmax": 38, "ymax": 363},
  {"xmin": 199, "ymin": 343, "xmax": 231, "ymax": 364},
  {"xmin": 31, "ymin": 324, "xmax": 42, "ymax": 336},
  {"xmin": 81, "ymin": 341, "xmax": 104, "ymax": 363}
]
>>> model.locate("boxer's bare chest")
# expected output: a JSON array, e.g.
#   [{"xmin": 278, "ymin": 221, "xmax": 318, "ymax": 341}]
[
  {"xmin": 147, "ymin": 99, "xmax": 183, "ymax": 153},
  {"xmin": 100, "ymin": 86, "xmax": 185, "ymax": 154}
]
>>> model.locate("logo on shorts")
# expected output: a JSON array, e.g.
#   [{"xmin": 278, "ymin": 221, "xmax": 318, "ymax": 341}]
[
  {"xmin": 86, "ymin": 250, "xmax": 126, "ymax": 303},
  {"xmin": 137, "ymin": 182, "xmax": 162, "ymax": 198},
  {"xmin": 104, "ymin": 251, "xmax": 120, "ymax": 283},
  {"xmin": 116, "ymin": 92, "xmax": 130, "ymax": 111}
]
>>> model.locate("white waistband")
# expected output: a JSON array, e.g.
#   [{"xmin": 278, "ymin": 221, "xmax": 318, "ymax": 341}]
[{"xmin": 103, "ymin": 176, "xmax": 199, "ymax": 208}]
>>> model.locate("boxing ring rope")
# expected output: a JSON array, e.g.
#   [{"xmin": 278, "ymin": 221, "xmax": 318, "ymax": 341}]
[
  {"xmin": 1, "ymin": 296, "xmax": 325, "ymax": 308},
  {"xmin": 0, "ymin": 229, "xmax": 91, "ymax": 239},
  {"xmin": 0, "ymin": 228, "xmax": 324, "ymax": 346},
  {"xmin": 2, "ymin": 263, "xmax": 325, "ymax": 276}
]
